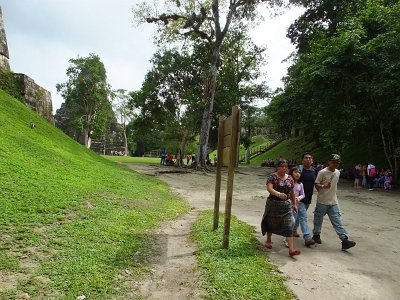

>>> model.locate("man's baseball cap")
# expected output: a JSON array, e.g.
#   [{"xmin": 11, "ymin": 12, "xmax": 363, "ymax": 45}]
[{"xmin": 328, "ymin": 154, "xmax": 341, "ymax": 161}]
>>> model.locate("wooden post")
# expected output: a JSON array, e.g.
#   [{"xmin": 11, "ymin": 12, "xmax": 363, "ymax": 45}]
[
  {"xmin": 222, "ymin": 106, "xmax": 240, "ymax": 249},
  {"xmin": 213, "ymin": 116, "xmax": 225, "ymax": 230}
]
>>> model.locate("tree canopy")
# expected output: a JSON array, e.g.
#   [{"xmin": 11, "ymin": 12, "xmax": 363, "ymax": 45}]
[
  {"xmin": 134, "ymin": 0, "xmax": 283, "ymax": 166},
  {"xmin": 268, "ymin": 0, "xmax": 400, "ymax": 179},
  {"xmin": 129, "ymin": 25, "xmax": 268, "ymax": 158},
  {"xmin": 56, "ymin": 54, "xmax": 113, "ymax": 148}
]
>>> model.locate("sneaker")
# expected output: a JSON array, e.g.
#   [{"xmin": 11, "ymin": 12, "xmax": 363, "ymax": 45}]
[
  {"xmin": 305, "ymin": 239, "xmax": 316, "ymax": 247},
  {"xmin": 341, "ymin": 238, "xmax": 356, "ymax": 250},
  {"xmin": 368, "ymin": 188, "xmax": 374, "ymax": 191},
  {"xmin": 312, "ymin": 235, "xmax": 322, "ymax": 244}
]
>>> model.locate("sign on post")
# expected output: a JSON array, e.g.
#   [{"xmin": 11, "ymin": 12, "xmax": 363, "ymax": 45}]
[{"xmin": 213, "ymin": 106, "xmax": 241, "ymax": 249}]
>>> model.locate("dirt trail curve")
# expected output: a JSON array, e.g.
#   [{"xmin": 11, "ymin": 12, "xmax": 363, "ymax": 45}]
[{"xmin": 124, "ymin": 163, "xmax": 400, "ymax": 300}]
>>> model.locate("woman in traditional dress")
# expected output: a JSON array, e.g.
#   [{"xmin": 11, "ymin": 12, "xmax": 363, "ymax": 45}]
[{"xmin": 261, "ymin": 159, "xmax": 301, "ymax": 256}]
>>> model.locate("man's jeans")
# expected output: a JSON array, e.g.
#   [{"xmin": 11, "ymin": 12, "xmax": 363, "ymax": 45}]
[
  {"xmin": 313, "ymin": 202, "xmax": 348, "ymax": 240},
  {"xmin": 294, "ymin": 202, "xmax": 311, "ymax": 240}
]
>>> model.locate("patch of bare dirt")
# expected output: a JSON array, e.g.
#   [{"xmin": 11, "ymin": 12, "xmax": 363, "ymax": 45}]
[{"xmin": 124, "ymin": 163, "xmax": 400, "ymax": 300}]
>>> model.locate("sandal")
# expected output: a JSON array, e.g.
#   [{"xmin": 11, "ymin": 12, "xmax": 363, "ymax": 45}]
[
  {"xmin": 289, "ymin": 249, "xmax": 301, "ymax": 256},
  {"xmin": 264, "ymin": 242, "xmax": 273, "ymax": 249}
]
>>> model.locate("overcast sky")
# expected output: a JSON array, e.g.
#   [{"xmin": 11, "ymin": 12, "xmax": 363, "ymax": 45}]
[{"xmin": 1, "ymin": 1, "xmax": 303, "ymax": 113}]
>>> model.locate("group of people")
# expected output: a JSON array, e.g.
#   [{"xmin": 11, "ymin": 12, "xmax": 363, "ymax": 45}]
[
  {"xmin": 354, "ymin": 163, "xmax": 393, "ymax": 190},
  {"xmin": 261, "ymin": 152, "xmax": 356, "ymax": 257},
  {"xmin": 161, "ymin": 150, "xmax": 218, "ymax": 167},
  {"xmin": 160, "ymin": 150, "xmax": 200, "ymax": 166},
  {"xmin": 160, "ymin": 150, "xmax": 175, "ymax": 166},
  {"xmin": 110, "ymin": 150, "xmax": 126, "ymax": 156}
]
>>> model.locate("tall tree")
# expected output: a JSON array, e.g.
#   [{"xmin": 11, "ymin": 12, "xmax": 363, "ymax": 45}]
[
  {"xmin": 112, "ymin": 89, "xmax": 135, "ymax": 155},
  {"xmin": 134, "ymin": 0, "xmax": 283, "ymax": 167},
  {"xmin": 131, "ymin": 26, "xmax": 268, "ymax": 162},
  {"xmin": 130, "ymin": 48, "xmax": 203, "ymax": 162},
  {"xmin": 56, "ymin": 54, "xmax": 112, "ymax": 148}
]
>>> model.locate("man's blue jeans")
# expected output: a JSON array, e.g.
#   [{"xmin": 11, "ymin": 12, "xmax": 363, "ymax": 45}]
[
  {"xmin": 294, "ymin": 202, "xmax": 311, "ymax": 240},
  {"xmin": 313, "ymin": 202, "xmax": 348, "ymax": 240}
]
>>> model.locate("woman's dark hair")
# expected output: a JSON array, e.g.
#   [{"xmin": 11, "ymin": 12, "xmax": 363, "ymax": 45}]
[{"xmin": 277, "ymin": 159, "xmax": 288, "ymax": 167}]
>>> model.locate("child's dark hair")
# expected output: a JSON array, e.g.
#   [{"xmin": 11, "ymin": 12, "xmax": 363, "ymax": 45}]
[{"xmin": 289, "ymin": 166, "xmax": 300, "ymax": 178}]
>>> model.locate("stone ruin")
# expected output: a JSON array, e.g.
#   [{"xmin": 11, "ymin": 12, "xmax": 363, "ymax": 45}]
[{"xmin": 0, "ymin": 6, "xmax": 54, "ymax": 123}]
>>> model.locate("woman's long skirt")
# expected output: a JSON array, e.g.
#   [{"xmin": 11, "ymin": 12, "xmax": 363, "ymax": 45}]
[{"xmin": 261, "ymin": 197, "xmax": 294, "ymax": 237}]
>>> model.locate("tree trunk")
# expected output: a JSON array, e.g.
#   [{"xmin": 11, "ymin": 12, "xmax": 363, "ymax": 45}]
[
  {"xmin": 198, "ymin": 42, "xmax": 221, "ymax": 167},
  {"xmin": 196, "ymin": 0, "xmax": 235, "ymax": 168},
  {"xmin": 123, "ymin": 124, "xmax": 128, "ymax": 156},
  {"xmin": 83, "ymin": 127, "xmax": 90, "ymax": 148},
  {"xmin": 178, "ymin": 130, "xmax": 190, "ymax": 167},
  {"xmin": 379, "ymin": 120, "xmax": 399, "ymax": 182},
  {"xmin": 245, "ymin": 147, "xmax": 250, "ymax": 164}
]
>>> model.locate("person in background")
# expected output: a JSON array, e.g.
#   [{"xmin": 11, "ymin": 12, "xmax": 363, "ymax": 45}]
[
  {"xmin": 361, "ymin": 163, "xmax": 367, "ymax": 188},
  {"xmin": 384, "ymin": 170, "xmax": 393, "ymax": 190},
  {"xmin": 160, "ymin": 149, "xmax": 166, "ymax": 165},
  {"xmin": 312, "ymin": 154, "xmax": 356, "ymax": 251},
  {"xmin": 261, "ymin": 159, "xmax": 301, "ymax": 257},
  {"xmin": 354, "ymin": 163, "xmax": 362, "ymax": 189},
  {"xmin": 166, "ymin": 153, "xmax": 174, "ymax": 166}
]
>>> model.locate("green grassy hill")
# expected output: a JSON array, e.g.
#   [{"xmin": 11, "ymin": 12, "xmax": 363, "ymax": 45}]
[
  {"xmin": 250, "ymin": 136, "xmax": 389, "ymax": 172},
  {"xmin": 0, "ymin": 90, "xmax": 188, "ymax": 299},
  {"xmin": 238, "ymin": 135, "xmax": 272, "ymax": 157}
]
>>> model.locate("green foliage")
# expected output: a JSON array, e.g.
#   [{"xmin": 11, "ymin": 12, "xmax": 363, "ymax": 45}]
[
  {"xmin": 0, "ymin": 68, "xmax": 22, "ymax": 100},
  {"xmin": 134, "ymin": 0, "xmax": 279, "ymax": 166},
  {"xmin": 191, "ymin": 210, "xmax": 294, "ymax": 300},
  {"xmin": 268, "ymin": 0, "xmax": 400, "ymax": 179},
  {"xmin": 130, "ymin": 27, "xmax": 268, "ymax": 155},
  {"xmin": 129, "ymin": 49, "xmax": 203, "ymax": 155},
  {"xmin": 0, "ymin": 90, "xmax": 188, "ymax": 299},
  {"xmin": 56, "ymin": 54, "xmax": 113, "ymax": 147},
  {"xmin": 288, "ymin": 0, "xmax": 365, "ymax": 53}
]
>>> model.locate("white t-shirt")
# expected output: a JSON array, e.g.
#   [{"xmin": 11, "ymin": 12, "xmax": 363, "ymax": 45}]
[{"xmin": 315, "ymin": 167, "xmax": 340, "ymax": 205}]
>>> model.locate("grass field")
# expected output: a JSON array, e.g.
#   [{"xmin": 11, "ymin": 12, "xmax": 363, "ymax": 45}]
[
  {"xmin": 103, "ymin": 155, "xmax": 160, "ymax": 164},
  {"xmin": 0, "ymin": 90, "xmax": 188, "ymax": 299}
]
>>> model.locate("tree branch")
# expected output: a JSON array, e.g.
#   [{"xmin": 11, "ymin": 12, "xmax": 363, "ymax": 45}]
[
  {"xmin": 146, "ymin": 13, "xmax": 184, "ymax": 25},
  {"xmin": 183, "ymin": 28, "xmax": 212, "ymax": 42}
]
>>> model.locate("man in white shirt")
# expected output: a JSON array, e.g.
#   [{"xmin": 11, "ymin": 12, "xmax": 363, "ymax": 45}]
[{"xmin": 312, "ymin": 154, "xmax": 356, "ymax": 250}]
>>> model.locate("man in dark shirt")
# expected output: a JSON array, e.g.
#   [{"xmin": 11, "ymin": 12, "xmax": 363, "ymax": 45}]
[{"xmin": 294, "ymin": 152, "xmax": 317, "ymax": 246}]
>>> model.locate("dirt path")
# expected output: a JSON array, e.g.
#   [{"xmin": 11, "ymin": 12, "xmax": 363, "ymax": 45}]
[{"xmin": 125, "ymin": 164, "xmax": 400, "ymax": 300}]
